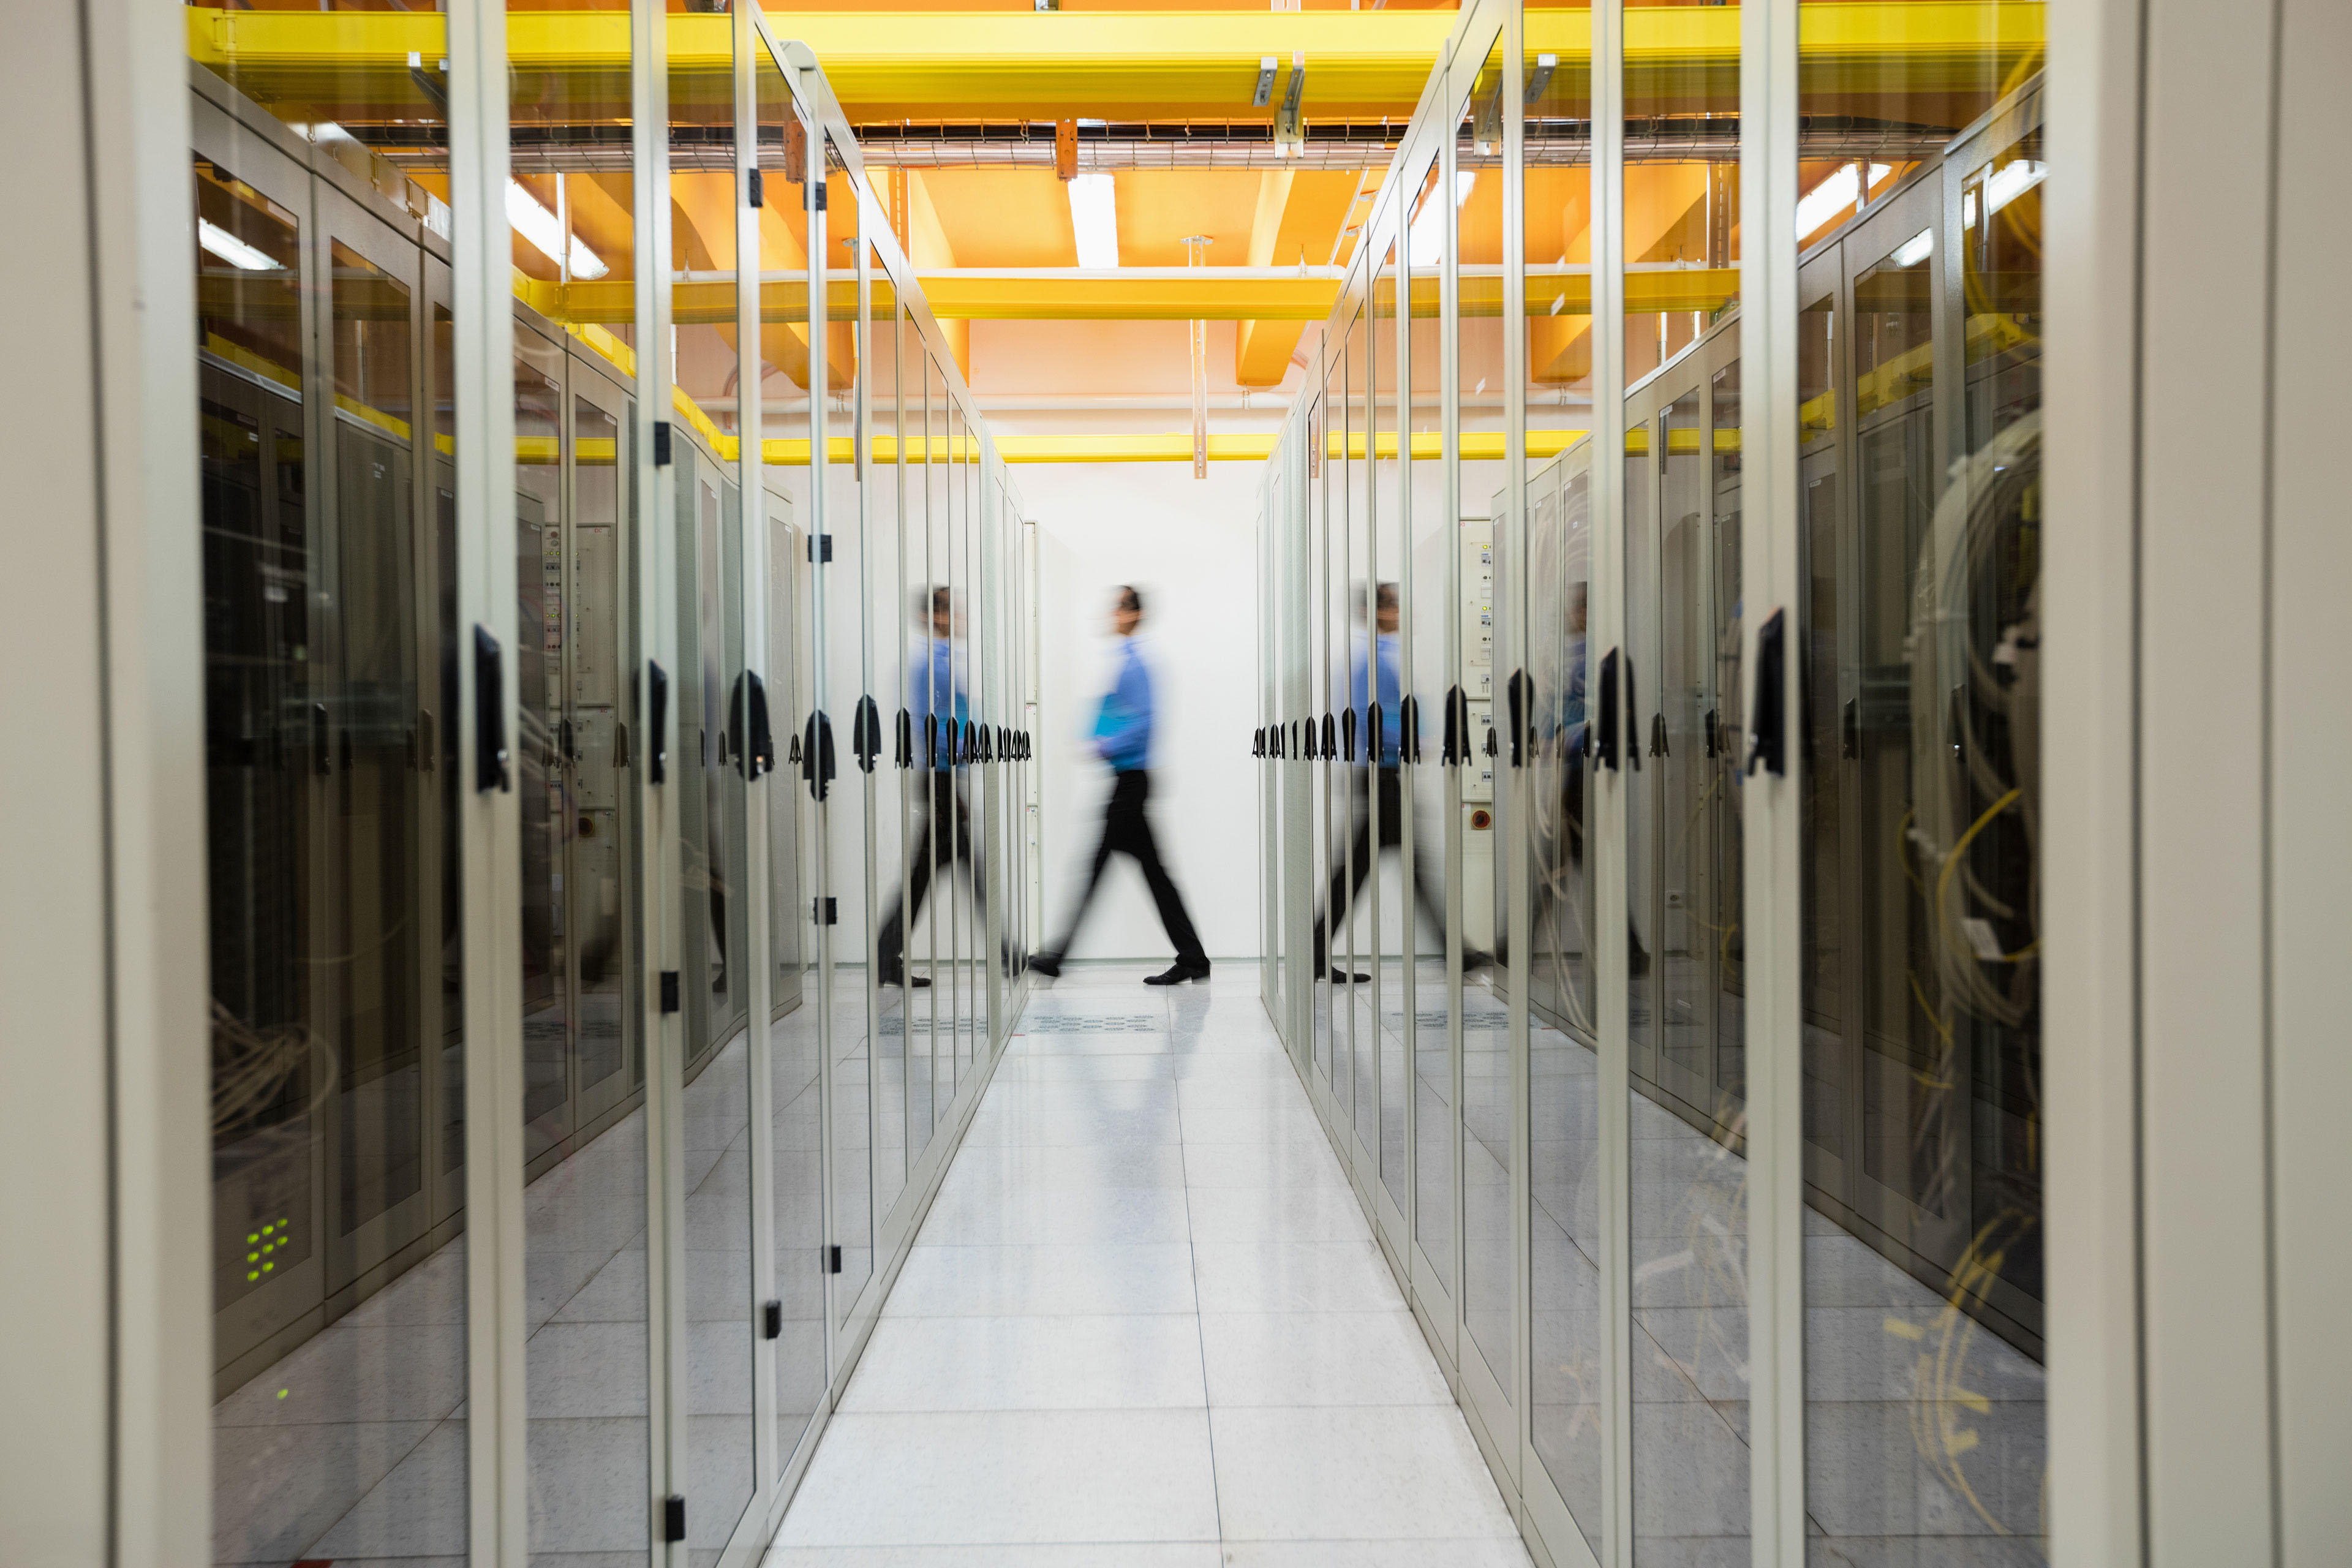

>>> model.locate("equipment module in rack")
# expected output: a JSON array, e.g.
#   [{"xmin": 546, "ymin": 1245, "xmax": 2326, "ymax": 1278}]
[
  {"xmin": 1460, "ymin": 521, "xmax": 1495, "ymax": 804},
  {"xmin": 1460, "ymin": 524, "xmax": 1494, "ymax": 701}
]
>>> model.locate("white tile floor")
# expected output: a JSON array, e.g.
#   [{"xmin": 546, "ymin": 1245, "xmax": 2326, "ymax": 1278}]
[{"xmin": 764, "ymin": 963, "xmax": 1532, "ymax": 1568}]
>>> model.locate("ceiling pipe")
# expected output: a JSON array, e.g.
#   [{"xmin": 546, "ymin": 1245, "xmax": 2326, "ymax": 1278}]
[{"xmin": 697, "ymin": 392, "xmax": 1570, "ymax": 415}]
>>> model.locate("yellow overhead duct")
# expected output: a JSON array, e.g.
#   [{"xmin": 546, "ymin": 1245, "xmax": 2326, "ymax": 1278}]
[
  {"xmin": 520, "ymin": 266, "xmax": 1736, "ymax": 325},
  {"xmin": 188, "ymin": 7, "xmax": 2044, "ymax": 127}
]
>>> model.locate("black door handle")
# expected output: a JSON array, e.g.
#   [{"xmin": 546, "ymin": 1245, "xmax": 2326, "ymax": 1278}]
[
  {"xmin": 1483, "ymin": 724, "xmax": 1499, "ymax": 758},
  {"xmin": 1504, "ymin": 669, "xmax": 1526, "ymax": 768},
  {"xmin": 1703, "ymin": 706, "xmax": 1718, "ymax": 759},
  {"xmin": 1748, "ymin": 608, "xmax": 1787, "ymax": 777},
  {"xmin": 1342, "ymin": 706, "xmax": 1360, "ymax": 763},
  {"xmin": 1596, "ymin": 648, "xmax": 1620, "ymax": 772},
  {"xmin": 1321, "ymin": 711, "xmax": 1336, "ymax": 759},
  {"xmin": 474, "ymin": 628, "xmax": 510, "ymax": 793},
  {"xmin": 1401, "ymin": 693, "xmax": 1420, "ymax": 763},
  {"xmin": 312, "ymin": 701, "xmax": 333, "ymax": 777},
  {"xmin": 1624, "ymin": 655, "xmax": 1640, "ymax": 772},
  {"xmin": 851, "ymin": 695, "xmax": 881, "ymax": 774},
  {"xmin": 895, "ymin": 706, "xmax": 913, "ymax": 769},
  {"xmin": 803, "ymin": 712, "xmax": 836, "ymax": 799},
  {"xmin": 646, "ymin": 659, "xmax": 668, "ymax": 785},
  {"xmin": 1651, "ymin": 711, "xmax": 1668, "ymax": 759},
  {"xmin": 726, "ymin": 676, "xmax": 746, "ymax": 777},
  {"xmin": 749, "ymin": 673, "xmax": 775, "ymax": 776},
  {"xmin": 1440, "ymin": 685, "xmax": 1460, "ymax": 763},
  {"xmin": 1842, "ymin": 696, "xmax": 1859, "ymax": 760}
]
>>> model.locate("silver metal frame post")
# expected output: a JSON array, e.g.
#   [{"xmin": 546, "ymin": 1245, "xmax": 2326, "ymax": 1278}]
[
  {"xmin": 1740, "ymin": 0, "xmax": 1805, "ymax": 1558},
  {"xmin": 450, "ymin": 0, "xmax": 528, "ymax": 1560}
]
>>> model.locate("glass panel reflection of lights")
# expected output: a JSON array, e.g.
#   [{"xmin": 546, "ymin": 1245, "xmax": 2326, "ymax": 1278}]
[
  {"xmin": 1371, "ymin": 235, "xmax": 1411, "ymax": 1218},
  {"xmin": 1406, "ymin": 151, "xmax": 1456, "ymax": 1298},
  {"xmin": 195, "ymin": 0, "xmax": 472, "ymax": 1531},
  {"xmin": 1796, "ymin": 3, "xmax": 2049, "ymax": 1558},
  {"xmin": 1457, "ymin": 26, "xmax": 1515, "ymax": 1415},
  {"xmin": 512, "ymin": 8, "xmax": 653, "ymax": 1561},
  {"xmin": 1523, "ymin": 9, "xmax": 1600, "ymax": 1549}
]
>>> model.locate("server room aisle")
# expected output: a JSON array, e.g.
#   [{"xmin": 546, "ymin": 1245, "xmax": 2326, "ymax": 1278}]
[{"xmin": 767, "ymin": 963, "xmax": 1530, "ymax": 1566}]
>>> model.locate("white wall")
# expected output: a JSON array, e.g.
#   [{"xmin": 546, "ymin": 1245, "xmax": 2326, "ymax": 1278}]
[{"xmin": 1026, "ymin": 460, "xmax": 1264, "ymax": 962}]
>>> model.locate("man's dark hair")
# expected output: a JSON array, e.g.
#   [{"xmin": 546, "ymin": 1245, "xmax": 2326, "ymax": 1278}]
[{"xmin": 1116, "ymin": 584, "xmax": 1144, "ymax": 619}]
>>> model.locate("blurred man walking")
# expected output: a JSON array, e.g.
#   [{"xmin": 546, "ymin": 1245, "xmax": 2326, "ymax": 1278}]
[{"xmin": 1031, "ymin": 586, "xmax": 1210, "ymax": 986}]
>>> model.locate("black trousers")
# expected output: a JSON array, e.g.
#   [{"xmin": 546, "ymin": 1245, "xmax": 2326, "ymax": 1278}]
[
  {"xmin": 1050, "ymin": 769, "xmax": 1207, "ymax": 966},
  {"xmin": 1312, "ymin": 766, "xmax": 1445, "ymax": 973},
  {"xmin": 876, "ymin": 771, "xmax": 984, "ymax": 974}
]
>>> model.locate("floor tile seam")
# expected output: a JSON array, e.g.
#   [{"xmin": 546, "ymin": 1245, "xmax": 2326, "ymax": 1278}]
[
  {"xmin": 1170, "ymin": 1069, "xmax": 1226, "ymax": 1547},
  {"xmin": 772, "ymin": 1536, "xmax": 1224, "ymax": 1554},
  {"xmin": 878, "ymin": 1308, "xmax": 1206, "ymax": 1321},
  {"xmin": 837, "ymin": 1398, "xmax": 1214, "ymax": 1419},
  {"xmin": 282, "ymin": 1414, "xmax": 447, "ymax": 1568},
  {"xmin": 212, "ymin": 1411, "xmax": 459, "ymax": 1432}
]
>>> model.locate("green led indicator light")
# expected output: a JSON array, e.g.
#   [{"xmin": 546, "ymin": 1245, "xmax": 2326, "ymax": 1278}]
[
  {"xmin": 276, "ymin": 1389, "xmax": 288, "ymax": 1400},
  {"xmin": 246, "ymin": 1271, "xmax": 258, "ymax": 1282},
  {"xmin": 261, "ymin": 1223, "xmax": 274, "ymax": 1235},
  {"xmin": 262, "ymin": 1262, "xmax": 274, "ymax": 1273},
  {"xmin": 247, "ymin": 1251, "xmax": 258, "ymax": 1262},
  {"xmin": 247, "ymin": 1232, "xmax": 259, "ymax": 1243}
]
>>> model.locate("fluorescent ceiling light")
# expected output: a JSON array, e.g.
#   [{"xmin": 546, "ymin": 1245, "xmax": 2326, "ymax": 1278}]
[
  {"xmin": 507, "ymin": 179, "xmax": 608, "ymax": 281},
  {"xmin": 1986, "ymin": 157, "xmax": 2045, "ymax": 215},
  {"xmin": 1068, "ymin": 172, "xmax": 1119, "ymax": 269},
  {"xmin": 199, "ymin": 218, "xmax": 279, "ymax": 272},
  {"xmin": 1890, "ymin": 228, "xmax": 1932, "ymax": 268},
  {"xmin": 1794, "ymin": 164, "xmax": 1859, "ymax": 238},
  {"xmin": 1406, "ymin": 172, "xmax": 1476, "ymax": 268},
  {"xmin": 1795, "ymin": 161, "xmax": 1888, "ymax": 240}
]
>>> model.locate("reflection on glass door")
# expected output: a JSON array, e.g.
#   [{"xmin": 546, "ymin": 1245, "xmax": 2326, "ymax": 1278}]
[
  {"xmin": 1798, "ymin": 279, "xmax": 1850, "ymax": 1192},
  {"xmin": 570, "ymin": 389, "xmax": 629, "ymax": 1118},
  {"xmin": 769, "ymin": 494, "xmax": 829, "ymax": 1468},
  {"xmin": 1626, "ymin": 340, "xmax": 1755, "ymax": 1566},
  {"xmin": 1308, "ymin": 393, "xmax": 1333, "ymax": 1089},
  {"xmin": 1455, "ymin": 27, "xmax": 1515, "ymax": 1422},
  {"xmin": 323, "ymin": 227, "xmax": 428, "ymax": 1289},
  {"xmin": 516, "ymin": 341, "xmax": 641, "ymax": 1172},
  {"xmin": 1796, "ymin": 77, "xmax": 2050, "ymax": 1557},
  {"xmin": 1529, "ymin": 454, "xmax": 1602, "ymax": 1545},
  {"xmin": 516, "ymin": 336, "xmax": 567, "ymax": 1161},
  {"xmin": 1404, "ymin": 191, "xmax": 1455, "ymax": 1295},
  {"xmin": 202, "ymin": 151, "xmax": 325, "ymax": 1386}
]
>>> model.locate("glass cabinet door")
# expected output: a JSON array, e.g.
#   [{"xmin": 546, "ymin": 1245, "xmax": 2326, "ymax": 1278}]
[
  {"xmin": 317, "ymin": 195, "xmax": 432, "ymax": 1302},
  {"xmin": 568, "ymin": 375, "xmax": 633, "ymax": 1130}
]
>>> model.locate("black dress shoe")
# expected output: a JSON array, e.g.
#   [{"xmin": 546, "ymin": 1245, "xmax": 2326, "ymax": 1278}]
[
  {"xmin": 1327, "ymin": 968, "xmax": 1371, "ymax": 984},
  {"xmin": 880, "ymin": 967, "xmax": 932, "ymax": 989},
  {"xmin": 1460, "ymin": 950, "xmax": 1496, "ymax": 974},
  {"xmin": 1144, "ymin": 961, "xmax": 1212, "ymax": 986},
  {"xmin": 1028, "ymin": 952, "xmax": 1062, "ymax": 978}
]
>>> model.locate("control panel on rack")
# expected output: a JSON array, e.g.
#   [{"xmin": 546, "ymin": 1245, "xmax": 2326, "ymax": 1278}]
[{"xmin": 1460, "ymin": 521, "xmax": 1495, "ymax": 804}]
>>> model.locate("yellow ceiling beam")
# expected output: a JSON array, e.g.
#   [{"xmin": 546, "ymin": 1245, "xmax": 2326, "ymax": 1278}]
[
  {"xmin": 522, "ymin": 267, "xmax": 1736, "ymax": 326},
  {"xmin": 746, "ymin": 429, "xmax": 1597, "ymax": 466},
  {"xmin": 1235, "ymin": 170, "xmax": 1362, "ymax": 386},
  {"xmin": 190, "ymin": 6, "xmax": 2043, "ymax": 124}
]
